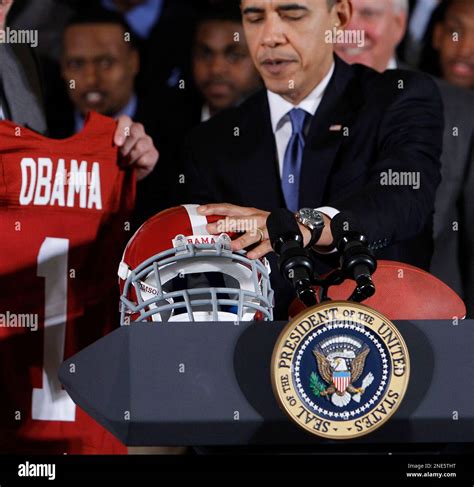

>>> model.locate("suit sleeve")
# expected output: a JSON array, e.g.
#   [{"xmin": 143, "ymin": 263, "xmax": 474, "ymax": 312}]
[{"xmin": 331, "ymin": 74, "xmax": 444, "ymax": 248}]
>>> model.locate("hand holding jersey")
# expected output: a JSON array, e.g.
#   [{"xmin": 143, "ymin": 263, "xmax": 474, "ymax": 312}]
[{"xmin": 114, "ymin": 115, "xmax": 159, "ymax": 181}]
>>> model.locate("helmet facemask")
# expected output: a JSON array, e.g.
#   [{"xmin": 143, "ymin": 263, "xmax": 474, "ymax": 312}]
[{"xmin": 119, "ymin": 234, "xmax": 274, "ymax": 324}]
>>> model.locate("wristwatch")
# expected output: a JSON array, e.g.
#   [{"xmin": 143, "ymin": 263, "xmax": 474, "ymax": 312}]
[{"xmin": 295, "ymin": 208, "xmax": 325, "ymax": 248}]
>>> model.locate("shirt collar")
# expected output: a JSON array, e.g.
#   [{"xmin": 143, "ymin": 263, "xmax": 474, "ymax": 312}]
[
  {"xmin": 267, "ymin": 61, "xmax": 335, "ymax": 133},
  {"xmin": 201, "ymin": 104, "xmax": 211, "ymax": 123},
  {"xmin": 386, "ymin": 57, "xmax": 398, "ymax": 70},
  {"xmin": 74, "ymin": 94, "xmax": 138, "ymax": 133},
  {"xmin": 102, "ymin": 0, "xmax": 163, "ymax": 39}
]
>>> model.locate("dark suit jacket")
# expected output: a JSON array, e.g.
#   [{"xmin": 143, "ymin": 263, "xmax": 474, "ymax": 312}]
[
  {"xmin": 398, "ymin": 62, "xmax": 474, "ymax": 315},
  {"xmin": 136, "ymin": 0, "xmax": 197, "ymax": 97},
  {"xmin": 428, "ymin": 80, "xmax": 474, "ymax": 306},
  {"xmin": 0, "ymin": 43, "xmax": 46, "ymax": 134},
  {"xmin": 175, "ymin": 56, "xmax": 444, "ymax": 319}
]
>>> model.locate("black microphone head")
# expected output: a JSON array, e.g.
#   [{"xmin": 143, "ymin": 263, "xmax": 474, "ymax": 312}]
[
  {"xmin": 267, "ymin": 208, "xmax": 302, "ymax": 254},
  {"xmin": 330, "ymin": 212, "xmax": 363, "ymax": 251}
]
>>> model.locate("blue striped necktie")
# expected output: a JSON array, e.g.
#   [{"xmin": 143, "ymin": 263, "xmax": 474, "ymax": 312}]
[{"xmin": 281, "ymin": 108, "xmax": 310, "ymax": 212}]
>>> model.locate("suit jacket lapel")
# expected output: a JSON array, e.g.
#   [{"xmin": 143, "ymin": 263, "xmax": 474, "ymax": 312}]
[
  {"xmin": 233, "ymin": 90, "xmax": 284, "ymax": 210},
  {"xmin": 0, "ymin": 44, "xmax": 46, "ymax": 133},
  {"xmin": 300, "ymin": 56, "xmax": 364, "ymax": 208}
]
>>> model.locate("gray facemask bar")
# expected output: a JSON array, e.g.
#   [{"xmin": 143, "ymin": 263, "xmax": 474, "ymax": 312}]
[{"xmin": 120, "ymin": 241, "xmax": 274, "ymax": 324}]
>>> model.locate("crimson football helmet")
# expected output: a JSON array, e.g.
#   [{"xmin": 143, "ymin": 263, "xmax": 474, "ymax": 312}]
[{"xmin": 118, "ymin": 204, "xmax": 274, "ymax": 323}]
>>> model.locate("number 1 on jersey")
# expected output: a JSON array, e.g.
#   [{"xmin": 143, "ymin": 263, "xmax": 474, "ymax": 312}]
[{"xmin": 32, "ymin": 238, "xmax": 76, "ymax": 421}]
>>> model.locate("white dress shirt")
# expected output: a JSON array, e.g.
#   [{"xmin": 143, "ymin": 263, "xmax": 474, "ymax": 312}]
[
  {"xmin": 201, "ymin": 104, "xmax": 211, "ymax": 123},
  {"xmin": 0, "ymin": 104, "xmax": 4, "ymax": 121},
  {"xmin": 266, "ymin": 63, "xmax": 340, "ymax": 230},
  {"xmin": 268, "ymin": 62, "xmax": 335, "ymax": 173},
  {"xmin": 386, "ymin": 57, "xmax": 398, "ymax": 70}
]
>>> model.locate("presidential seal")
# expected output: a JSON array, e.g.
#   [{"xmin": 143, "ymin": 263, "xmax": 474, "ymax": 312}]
[{"xmin": 271, "ymin": 301, "xmax": 410, "ymax": 439}]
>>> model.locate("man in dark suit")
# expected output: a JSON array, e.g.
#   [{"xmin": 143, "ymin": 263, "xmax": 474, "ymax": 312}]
[
  {"xmin": 334, "ymin": 0, "xmax": 474, "ymax": 314},
  {"xmin": 176, "ymin": 0, "xmax": 443, "ymax": 319}
]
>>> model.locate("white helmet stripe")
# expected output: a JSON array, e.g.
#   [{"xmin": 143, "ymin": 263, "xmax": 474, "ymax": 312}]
[{"xmin": 182, "ymin": 204, "xmax": 209, "ymax": 235}]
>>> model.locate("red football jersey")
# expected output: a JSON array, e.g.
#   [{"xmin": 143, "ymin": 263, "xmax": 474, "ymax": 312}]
[{"xmin": 0, "ymin": 112, "xmax": 135, "ymax": 454}]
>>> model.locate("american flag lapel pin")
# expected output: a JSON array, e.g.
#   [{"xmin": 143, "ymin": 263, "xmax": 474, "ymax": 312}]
[{"xmin": 329, "ymin": 124, "xmax": 343, "ymax": 132}]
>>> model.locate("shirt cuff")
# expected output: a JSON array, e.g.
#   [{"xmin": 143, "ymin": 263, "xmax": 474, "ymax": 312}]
[{"xmin": 314, "ymin": 206, "xmax": 339, "ymax": 254}]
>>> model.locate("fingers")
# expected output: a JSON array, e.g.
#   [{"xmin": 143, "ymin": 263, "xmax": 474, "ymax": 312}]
[
  {"xmin": 126, "ymin": 136, "xmax": 155, "ymax": 163},
  {"xmin": 197, "ymin": 204, "xmax": 273, "ymax": 259},
  {"xmin": 121, "ymin": 124, "xmax": 147, "ymax": 158},
  {"xmin": 206, "ymin": 215, "xmax": 268, "ymax": 236},
  {"xmin": 231, "ymin": 228, "xmax": 264, "ymax": 252},
  {"xmin": 114, "ymin": 117, "xmax": 159, "ymax": 180},
  {"xmin": 247, "ymin": 241, "xmax": 273, "ymax": 260},
  {"xmin": 114, "ymin": 115, "xmax": 134, "ymax": 146},
  {"xmin": 134, "ymin": 149, "xmax": 160, "ymax": 181},
  {"xmin": 198, "ymin": 203, "xmax": 257, "ymax": 217}
]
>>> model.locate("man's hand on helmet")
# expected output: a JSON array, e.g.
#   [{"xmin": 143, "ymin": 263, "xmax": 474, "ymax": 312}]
[{"xmin": 198, "ymin": 203, "xmax": 314, "ymax": 260}]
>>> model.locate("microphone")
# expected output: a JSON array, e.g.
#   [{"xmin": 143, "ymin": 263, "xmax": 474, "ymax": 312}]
[
  {"xmin": 330, "ymin": 213, "xmax": 377, "ymax": 302},
  {"xmin": 267, "ymin": 209, "xmax": 317, "ymax": 307}
]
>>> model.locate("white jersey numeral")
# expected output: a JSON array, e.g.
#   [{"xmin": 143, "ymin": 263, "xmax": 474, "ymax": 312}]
[{"xmin": 32, "ymin": 238, "xmax": 76, "ymax": 421}]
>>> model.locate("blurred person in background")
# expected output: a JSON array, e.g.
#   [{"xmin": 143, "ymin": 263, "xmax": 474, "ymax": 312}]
[
  {"xmin": 335, "ymin": 0, "xmax": 474, "ymax": 316},
  {"xmin": 157, "ymin": 2, "xmax": 262, "ymax": 132},
  {"xmin": 48, "ymin": 7, "xmax": 172, "ymax": 226},
  {"xmin": 192, "ymin": 3, "xmax": 263, "ymax": 122},
  {"xmin": 336, "ymin": 0, "xmax": 409, "ymax": 72},
  {"xmin": 50, "ymin": 9, "xmax": 148, "ymax": 136},
  {"xmin": 421, "ymin": 0, "xmax": 474, "ymax": 90}
]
